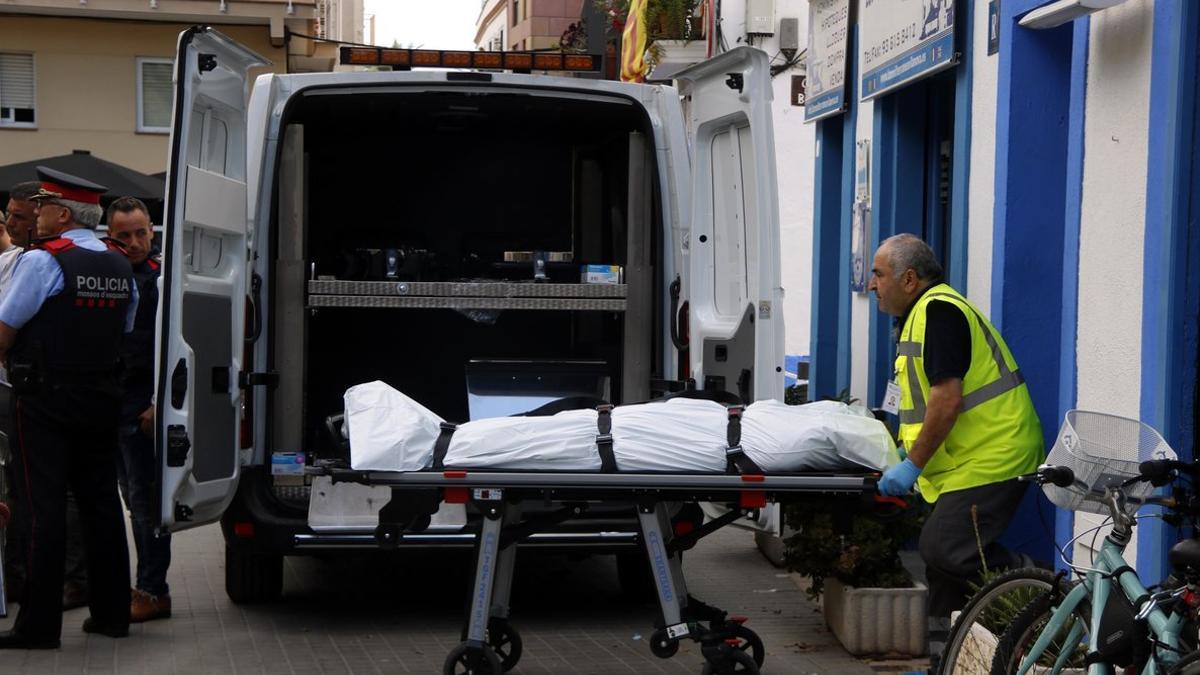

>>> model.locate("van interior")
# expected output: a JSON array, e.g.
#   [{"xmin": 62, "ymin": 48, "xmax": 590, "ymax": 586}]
[{"xmin": 268, "ymin": 87, "xmax": 665, "ymax": 462}]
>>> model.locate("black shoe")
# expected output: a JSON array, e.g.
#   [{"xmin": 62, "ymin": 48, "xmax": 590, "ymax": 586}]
[
  {"xmin": 0, "ymin": 630, "xmax": 61, "ymax": 649},
  {"xmin": 81, "ymin": 618, "xmax": 128, "ymax": 638}
]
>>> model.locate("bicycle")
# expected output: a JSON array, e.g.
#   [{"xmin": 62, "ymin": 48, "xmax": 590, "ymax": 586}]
[{"xmin": 983, "ymin": 410, "xmax": 1200, "ymax": 675}]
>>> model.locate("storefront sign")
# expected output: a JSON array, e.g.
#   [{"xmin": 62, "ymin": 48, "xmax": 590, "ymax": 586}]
[
  {"xmin": 860, "ymin": 0, "xmax": 957, "ymax": 100},
  {"xmin": 804, "ymin": 0, "xmax": 851, "ymax": 123},
  {"xmin": 850, "ymin": 200, "xmax": 869, "ymax": 294},
  {"xmin": 988, "ymin": 0, "xmax": 1000, "ymax": 55},
  {"xmin": 792, "ymin": 74, "xmax": 807, "ymax": 106}
]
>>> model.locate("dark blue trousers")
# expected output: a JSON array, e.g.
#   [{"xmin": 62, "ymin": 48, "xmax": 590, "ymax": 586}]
[{"xmin": 116, "ymin": 424, "xmax": 170, "ymax": 596}]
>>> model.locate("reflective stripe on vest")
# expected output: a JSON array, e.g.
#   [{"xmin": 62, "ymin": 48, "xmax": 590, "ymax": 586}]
[{"xmin": 897, "ymin": 293, "xmax": 1026, "ymax": 425}]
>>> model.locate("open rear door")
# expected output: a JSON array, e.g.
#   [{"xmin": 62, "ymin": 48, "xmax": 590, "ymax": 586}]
[
  {"xmin": 676, "ymin": 47, "xmax": 785, "ymax": 535},
  {"xmin": 156, "ymin": 27, "xmax": 266, "ymax": 532},
  {"xmin": 675, "ymin": 47, "xmax": 784, "ymax": 405}
]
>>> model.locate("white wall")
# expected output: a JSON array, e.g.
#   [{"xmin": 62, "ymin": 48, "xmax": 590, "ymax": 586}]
[
  {"xmin": 966, "ymin": 0, "xmax": 999, "ymax": 314},
  {"xmin": 1072, "ymin": 0, "xmax": 1154, "ymax": 561},
  {"xmin": 718, "ymin": 0, "xmax": 816, "ymax": 359}
]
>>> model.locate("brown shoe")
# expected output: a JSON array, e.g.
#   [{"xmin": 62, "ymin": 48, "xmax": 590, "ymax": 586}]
[{"xmin": 129, "ymin": 589, "xmax": 171, "ymax": 623}]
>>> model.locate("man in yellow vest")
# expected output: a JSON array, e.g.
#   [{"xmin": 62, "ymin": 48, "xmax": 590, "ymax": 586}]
[{"xmin": 869, "ymin": 234, "xmax": 1044, "ymax": 660}]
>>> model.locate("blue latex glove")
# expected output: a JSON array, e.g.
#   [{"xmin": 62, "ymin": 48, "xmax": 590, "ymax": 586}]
[{"xmin": 878, "ymin": 458, "xmax": 922, "ymax": 496}]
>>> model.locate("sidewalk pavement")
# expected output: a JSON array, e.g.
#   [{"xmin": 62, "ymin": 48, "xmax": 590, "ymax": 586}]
[{"xmin": 1, "ymin": 521, "xmax": 929, "ymax": 674}]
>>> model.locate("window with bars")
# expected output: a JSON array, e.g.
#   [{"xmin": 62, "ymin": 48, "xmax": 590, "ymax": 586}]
[
  {"xmin": 137, "ymin": 57, "xmax": 173, "ymax": 133},
  {"xmin": 0, "ymin": 53, "xmax": 36, "ymax": 128}
]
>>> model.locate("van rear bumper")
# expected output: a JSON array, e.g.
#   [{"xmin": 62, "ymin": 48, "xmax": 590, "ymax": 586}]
[{"xmin": 221, "ymin": 467, "xmax": 642, "ymax": 554}]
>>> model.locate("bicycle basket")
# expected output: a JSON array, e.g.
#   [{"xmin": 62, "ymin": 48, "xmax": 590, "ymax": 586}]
[{"xmin": 1041, "ymin": 410, "xmax": 1176, "ymax": 516}]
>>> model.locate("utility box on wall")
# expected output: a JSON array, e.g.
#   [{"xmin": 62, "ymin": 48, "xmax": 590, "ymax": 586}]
[{"xmin": 746, "ymin": 0, "xmax": 777, "ymax": 36}]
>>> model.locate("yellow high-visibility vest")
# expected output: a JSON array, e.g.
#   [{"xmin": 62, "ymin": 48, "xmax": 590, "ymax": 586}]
[{"xmin": 896, "ymin": 284, "xmax": 1044, "ymax": 501}]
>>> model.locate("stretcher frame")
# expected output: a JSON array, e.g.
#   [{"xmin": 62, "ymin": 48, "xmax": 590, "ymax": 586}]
[{"xmin": 325, "ymin": 466, "xmax": 878, "ymax": 674}]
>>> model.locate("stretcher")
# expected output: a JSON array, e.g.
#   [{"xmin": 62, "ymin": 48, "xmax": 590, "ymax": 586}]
[{"xmin": 318, "ymin": 463, "xmax": 880, "ymax": 675}]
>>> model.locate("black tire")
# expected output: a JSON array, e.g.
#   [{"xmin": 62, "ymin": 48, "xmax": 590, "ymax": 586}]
[
  {"xmin": 486, "ymin": 618, "xmax": 522, "ymax": 672},
  {"xmin": 989, "ymin": 574, "xmax": 1090, "ymax": 675},
  {"xmin": 616, "ymin": 549, "xmax": 656, "ymax": 600},
  {"xmin": 937, "ymin": 567, "xmax": 1063, "ymax": 675},
  {"xmin": 443, "ymin": 642, "xmax": 504, "ymax": 675},
  {"xmin": 725, "ymin": 624, "xmax": 765, "ymax": 669},
  {"xmin": 700, "ymin": 649, "xmax": 759, "ymax": 675},
  {"xmin": 649, "ymin": 628, "xmax": 680, "ymax": 658},
  {"xmin": 224, "ymin": 545, "xmax": 283, "ymax": 604}
]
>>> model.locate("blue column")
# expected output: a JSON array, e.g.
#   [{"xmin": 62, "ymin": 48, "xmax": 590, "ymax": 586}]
[
  {"xmin": 1138, "ymin": 0, "xmax": 1200, "ymax": 579},
  {"xmin": 992, "ymin": 1, "xmax": 1075, "ymax": 562},
  {"xmin": 809, "ymin": 28, "xmax": 859, "ymax": 400}
]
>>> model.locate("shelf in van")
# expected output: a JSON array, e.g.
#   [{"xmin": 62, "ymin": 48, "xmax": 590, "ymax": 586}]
[
  {"xmin": 306, "ymin": 280, "xmax": 627, "ymax": 299},
  {"xmin": 307, "ymin": 295, "xmax": 626, "ymax": 312}
]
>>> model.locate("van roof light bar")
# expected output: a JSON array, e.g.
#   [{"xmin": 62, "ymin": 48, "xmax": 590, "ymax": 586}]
[{"xmin": 340, "ymin": 46, "xmax": 601, "ymax": 73}]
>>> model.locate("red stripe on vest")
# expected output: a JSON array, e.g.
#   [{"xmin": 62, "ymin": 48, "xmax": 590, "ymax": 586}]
[{"xmin": 38, "ymin": 238, "xmax": 77, "ymax": 255}]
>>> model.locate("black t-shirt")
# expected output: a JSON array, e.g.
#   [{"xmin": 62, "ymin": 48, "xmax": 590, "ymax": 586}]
[{"xmin": 921, "ymin": 300, "xmax": 972, "ymax": 384}]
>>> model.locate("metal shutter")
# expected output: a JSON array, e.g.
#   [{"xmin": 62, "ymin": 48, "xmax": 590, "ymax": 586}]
[
  {"xmin": 0, "ymin": 53, "xmax": 35, "ymax": 111},
  {"xmin": 141, "ymin": 60, "xmax": 173, "ymax": 129}
]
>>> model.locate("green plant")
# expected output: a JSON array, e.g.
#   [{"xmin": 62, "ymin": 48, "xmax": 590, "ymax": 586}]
[{"xmin": 783, "ymin": 496, "xmax": 926, "ymax": 600}]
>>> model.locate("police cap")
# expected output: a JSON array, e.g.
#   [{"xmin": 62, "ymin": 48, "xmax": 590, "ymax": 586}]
[{"xmin": 29, "ymin": 166, "xmax": 107, "ymax": 205}]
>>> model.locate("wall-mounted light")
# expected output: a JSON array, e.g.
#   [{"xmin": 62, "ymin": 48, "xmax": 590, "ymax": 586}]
[
  {"xmin": 150, "ymin": 0, "xmax": 158, "ymax": 7},
  {"xmin": 286, "ymin": 1, "xmax": 295, "ymax": 15},
  {"xmin": 219, "ymin": 0, "xmax": 228, "ymax": 13},
  {"xmin": 1019, "ymin": 0, "xmax": 1128, "ymax": 30}
]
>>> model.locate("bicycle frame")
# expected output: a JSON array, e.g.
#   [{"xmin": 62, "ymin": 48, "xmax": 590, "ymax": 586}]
[{"xmin": 1015, "ymin": 534, "xmax": 1187, "ymax": 675}]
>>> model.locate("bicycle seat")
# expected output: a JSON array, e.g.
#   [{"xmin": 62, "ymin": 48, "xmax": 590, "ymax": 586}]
[{"xmin": 1168, "ymin": 538, "xmax": 1200, "ymax": 571}]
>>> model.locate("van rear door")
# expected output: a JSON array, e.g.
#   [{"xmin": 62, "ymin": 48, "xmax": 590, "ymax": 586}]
[
  {"xmin": 677, "ymin": 47, "xmax": 785, "ymax": 536},
  {"xmin": 675, "ymin": 47, "xmax": 784, "ymax": 406},
  {"xmin": 156, "ymin": 27, "xmax": 265, "ymax": 533}
]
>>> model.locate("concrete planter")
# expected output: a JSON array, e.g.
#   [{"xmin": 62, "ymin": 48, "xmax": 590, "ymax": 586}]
[{"xmin": 823, "ymin": 578, "xmax": 928, "ymax": 657}]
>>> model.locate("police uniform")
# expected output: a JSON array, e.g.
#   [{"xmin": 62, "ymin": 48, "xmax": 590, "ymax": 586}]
[{"xmin": 0, "ymin": 168, "xmax": 138, "ymax": 648}]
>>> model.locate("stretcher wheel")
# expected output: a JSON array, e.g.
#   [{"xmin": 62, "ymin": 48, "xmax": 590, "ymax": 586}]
[
  {"xmin": 443, "ymin": 642, "xmax": 503, "ymax": 675},
  {"xmin": 724, "ymin": 624, "xmax": 764, "ymax": 668},
  {"xmin": 486, "ymin": 618, "xmax": 522, "ymax": 671},
  {"xmin": 700, "ymin": 649, "xmax": 758, "ymax": 675},
  {"xmin": 649, "ymin": 628, "xmax": 680, "ymax": 658}
]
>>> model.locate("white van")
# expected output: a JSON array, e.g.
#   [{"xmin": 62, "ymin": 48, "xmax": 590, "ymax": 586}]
[{"xmin": 156, "ymin": 27, "xmax": 784, "ymax": 603}]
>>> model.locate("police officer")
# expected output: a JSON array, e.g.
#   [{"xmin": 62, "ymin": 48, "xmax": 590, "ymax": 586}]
[
  {"xmin": 0, "ymin": 167, "xmax": 138, "ymax": 649},
  {"xmin": 869, "ymin": 233, "xmax": 1043, "ymax": 664}
]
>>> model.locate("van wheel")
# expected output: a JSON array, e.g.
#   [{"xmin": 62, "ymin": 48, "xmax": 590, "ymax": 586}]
[
  {"xmin": 616, "ymin": 550, "xmax": 655, "ymax": 601},
  {"xmin": 225, "ymin": 545, "xmax": 283, "ymax": 604}
]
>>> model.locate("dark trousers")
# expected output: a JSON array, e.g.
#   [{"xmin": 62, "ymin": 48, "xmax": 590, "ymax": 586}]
[
  {"xmin": 64, "ymin": 490, "xmax": 88, "ymax": 590},
  {"xmin": 10, "ymin": 394, "xmax": 130, "ymax": 639},
  {"xmin": 116, "ymin": 424, "xmax": 170, "ymax": 596},
  {"xmin": 919, "ymin": 480, "xmax": 1029, "ymax": 619}
]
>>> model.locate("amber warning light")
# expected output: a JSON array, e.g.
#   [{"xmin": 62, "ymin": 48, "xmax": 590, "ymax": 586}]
[{"xmin": 340, "ymin": 46, "xmax": 601, "ymax": 73}]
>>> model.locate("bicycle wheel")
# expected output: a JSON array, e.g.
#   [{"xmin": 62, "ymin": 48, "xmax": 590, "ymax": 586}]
[
  {"xmin": 938, "ymin": 568, "xmax": 1061, "ymax": 675},
  {"xmin": 989, "ymin": 574, "xmax": 1090, "ymax": 675},
  {"xmin": 1170, "ymin": 648, "xmax": 1200, "ymax": 674}
]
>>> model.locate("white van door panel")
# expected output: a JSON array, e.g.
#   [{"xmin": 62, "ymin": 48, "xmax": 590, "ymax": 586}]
[
  {"xmin": 677, "ymin": 47, "xmax": 784, "ymax": 535},
  {"xmin": 157, "ymin": 27, "xmax": 266, "ymax": 532},
  {"xmin": 676, "ymin": 47, "xmax": 784, "ymax": 404}
]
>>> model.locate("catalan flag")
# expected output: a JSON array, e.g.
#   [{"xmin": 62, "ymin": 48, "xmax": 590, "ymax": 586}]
[{"xmin": 620, "ymin": 0, "xmax": 649, "ymax": 83}]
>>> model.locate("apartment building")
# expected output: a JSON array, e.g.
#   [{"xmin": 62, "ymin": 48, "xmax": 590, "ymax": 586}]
[
  {"xmin": 475, "ymin": 0, "xmax": 582, "ymax": 51},
  {"xmin": 0, "ymin": 0, "xmax": 362, "ymax": 174}
]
